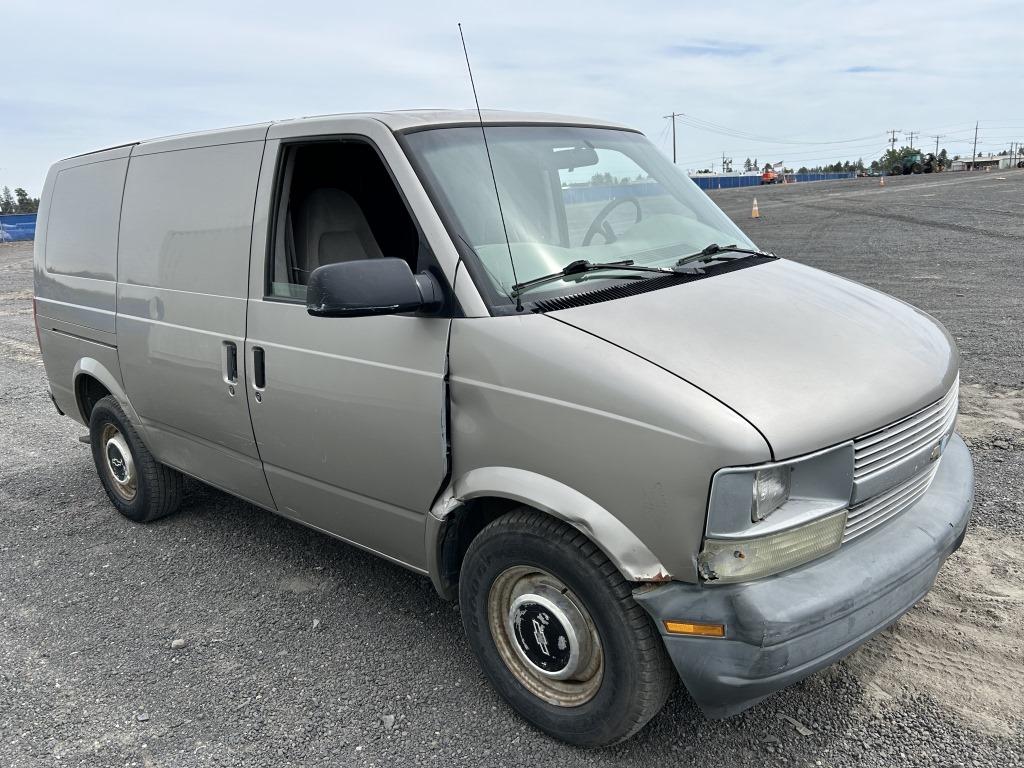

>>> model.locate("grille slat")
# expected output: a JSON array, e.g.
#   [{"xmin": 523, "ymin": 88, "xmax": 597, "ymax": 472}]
[
  {"xmin": 843, "ymin": 464, "xmax": 939, "ymax": 543},
  {"xmin": 855, "ymin": 389, "xmax": 957, "ymax": 452},
  {"xmin": 854, "ymin": 416, "xmax": 956, "ymax": 475},
  {"xmin": 854, "ymin": 395, "xmax": 958, "ymax": 463},
  {"xmin": 852, "ymin": 380, "xmax": 958, "ymax": 479},
  {"xmin": 842, "ymin": 379, "xmax": 959, "ymax": 542}
]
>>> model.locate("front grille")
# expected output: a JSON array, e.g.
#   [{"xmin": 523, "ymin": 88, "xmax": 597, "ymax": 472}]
[
  {"xmin": 853, "ymin": 379, "xmax": 958, "ymax": 481},
  {"xmin": 844, "ymin": 463, "xmax": 939, "ymax": 543}
]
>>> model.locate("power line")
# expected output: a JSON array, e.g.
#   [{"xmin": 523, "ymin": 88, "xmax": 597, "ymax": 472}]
[
  {"xmin": 905, "ymin": 131, "xmax": 918, "ymax": 150},
  {"xmin": 665, "ymin": 111, "xmax": 882, "ymax": 146}
]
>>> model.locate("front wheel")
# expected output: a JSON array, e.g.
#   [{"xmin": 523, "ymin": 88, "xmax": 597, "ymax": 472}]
[{"xmin": 459, "ymin": 509, "xmax": 676, "ymax": 747}]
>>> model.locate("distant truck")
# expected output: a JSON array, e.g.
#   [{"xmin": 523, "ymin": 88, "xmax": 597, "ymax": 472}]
[
  {"xmin": 760, "ymin": 162, "xmax": 785, "ymax": 184},
  {"xmin": 890, "ymin": 152, "xmax": 944, "ymax": 176}
]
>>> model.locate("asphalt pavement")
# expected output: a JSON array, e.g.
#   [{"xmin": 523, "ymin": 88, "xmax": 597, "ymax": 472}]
[{"xmin": 1, "ymin": 169, "xmax": 1022, "ymax": 767}]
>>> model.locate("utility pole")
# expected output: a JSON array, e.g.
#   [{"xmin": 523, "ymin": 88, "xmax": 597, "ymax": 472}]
[
  {"xmin": 905, "ymin": 131, "xmax": 918, "ymax": 150},
  {"xmin": 663, "ymin": 112, "xmax": 679, "ymax": 163},
  {"xmin": 930, "ymin": 134, "xmax": 944, "ymax": 156},
  {"xmin": 971, "ymin": 121, "xmax": 979, "ymax": 170},
  {"xmin": 721, "ymin": 152, "xmax": 732, "ymax": 173},
  {"xmin": 888, "ymin": 129, "xmax": 900, "ymax": 152}
]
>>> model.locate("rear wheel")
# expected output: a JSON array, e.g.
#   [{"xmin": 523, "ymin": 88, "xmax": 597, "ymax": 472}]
[
  {"xmin": 89, "ymin": 395, "xmax": 183, "ymax": 522},
  {"xmin": 459, "ymin": 509, "xmax": 676, "ymax": 747}
]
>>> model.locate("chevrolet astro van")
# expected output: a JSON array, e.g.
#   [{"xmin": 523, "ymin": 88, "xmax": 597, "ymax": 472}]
[{"xmin": 34, "ymin": 110, "xmax": 973, "ymax": 746}]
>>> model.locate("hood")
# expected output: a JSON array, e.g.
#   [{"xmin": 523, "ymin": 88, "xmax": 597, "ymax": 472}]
[{"xmin": 551, "ymin": 259, "xmax": 958, "ymax": 460}]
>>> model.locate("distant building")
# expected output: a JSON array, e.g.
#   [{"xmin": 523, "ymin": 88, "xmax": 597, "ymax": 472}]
[{"xmin": 949, "ymin": 154, "xmax": 1015, "ymax": 171}]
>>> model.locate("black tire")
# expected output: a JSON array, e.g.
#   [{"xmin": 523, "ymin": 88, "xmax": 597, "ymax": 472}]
[
  {"xmin": 459, "ymin": 508, "xmax": 676, "ymax": 747},
  {"xmin": 89, "ymin": 395, "xmax": 183, "ymax": 522},
  {"xmin": 891, "ymin": 165, "xmax": 903, "ymax": 176}
]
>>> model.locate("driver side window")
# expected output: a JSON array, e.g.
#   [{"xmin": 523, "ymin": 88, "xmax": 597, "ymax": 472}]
[{"xmin": 268, "ymin": 140, "xmax": 421, "ymax": 300}]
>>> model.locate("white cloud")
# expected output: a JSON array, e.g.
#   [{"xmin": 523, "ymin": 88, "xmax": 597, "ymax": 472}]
[{"xmin": 1, "ymin": 0, "xmax": 1021, "ymax": 193}]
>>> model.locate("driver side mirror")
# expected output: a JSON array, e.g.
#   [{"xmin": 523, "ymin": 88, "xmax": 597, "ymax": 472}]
[{"xmin": 306, "ymin": 258, "xmax": 442, "ymax": 318}]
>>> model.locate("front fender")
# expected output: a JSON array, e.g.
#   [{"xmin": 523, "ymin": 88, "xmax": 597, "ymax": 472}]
[{"xmin": 426, "ymin": 466, "xmax": 672, "ymax": 599}]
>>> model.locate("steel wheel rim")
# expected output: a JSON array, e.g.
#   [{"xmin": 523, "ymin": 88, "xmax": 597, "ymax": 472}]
[
  {"xmin": 487, "ymin": 565, "xmax": 603, "ymax": 707},
  {"xmin": 101, "ymin": 423, "xmax": 137, "ymax": 502}
]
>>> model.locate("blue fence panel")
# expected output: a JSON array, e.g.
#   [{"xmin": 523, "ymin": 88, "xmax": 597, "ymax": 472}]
[
  {"xmin": 690, "ymin": 173, "xmax": 856, "ymax": 191},
  {"xmin": 690, "ymin": 176, "xmax": 762, "ymax": 190},
  {"xmin": 0, "ymin": 213, "xmax": 37, "ymax": 242}
]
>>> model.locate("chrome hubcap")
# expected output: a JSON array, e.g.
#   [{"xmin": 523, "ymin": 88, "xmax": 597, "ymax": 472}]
[
  {"xmin": 101, "ymin": 424, "xmax": 137, "ymax": 501},
  {"xmin": 488, "ymin": 566, "xmax": 603, "ymax": 707}
]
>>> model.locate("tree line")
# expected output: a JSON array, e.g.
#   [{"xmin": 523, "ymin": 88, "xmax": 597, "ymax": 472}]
[
  {"xmin": 1, "ymin": 186, "xmax": 40, "ymax": 214},
  {"xmin": 735, "ymin": 146, "xmax": 958, "ymax": 175}
]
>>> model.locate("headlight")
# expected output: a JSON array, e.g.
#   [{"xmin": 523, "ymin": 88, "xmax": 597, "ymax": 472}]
[
  {"xmin": 752, "ymin": 465, "xmax": 791, "ymax": 521},
  {"xmin": 698, "ymin": 510, "xmax": 846, "ymax": 583},
  {"xmin": 700, "ymin": 442, "xmax": 854, "ymax": 583}
]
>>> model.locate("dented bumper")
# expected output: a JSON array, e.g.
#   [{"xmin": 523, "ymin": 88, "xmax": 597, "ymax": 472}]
[{"xmin": 634, "ymin": 433, "xmax": 973, "ymax": 718}]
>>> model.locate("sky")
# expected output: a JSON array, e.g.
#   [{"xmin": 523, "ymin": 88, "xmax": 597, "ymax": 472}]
[{"xmin": 2, "ymin": 0, "xmax": 1023, "ymax": 195}]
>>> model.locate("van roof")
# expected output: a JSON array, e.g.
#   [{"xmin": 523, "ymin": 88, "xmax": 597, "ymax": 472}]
[{"xmin": 64, "ymin": 110, "xmax": 633, "ymax": 161}]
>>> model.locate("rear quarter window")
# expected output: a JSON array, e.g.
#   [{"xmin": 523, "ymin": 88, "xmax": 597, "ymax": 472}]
[{"xmin": 45, "ymin": 158, "xmax": 128, "ymax": 280}]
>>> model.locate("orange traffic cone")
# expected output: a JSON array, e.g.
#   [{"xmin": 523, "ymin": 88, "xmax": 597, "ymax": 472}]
[
  {"xmin": 880, "ymin": 176, "xmax": 885, "ymax": 187},
  {"xmin": 751, "ymin": 198, "xmax": 760, "ymax": 218}
]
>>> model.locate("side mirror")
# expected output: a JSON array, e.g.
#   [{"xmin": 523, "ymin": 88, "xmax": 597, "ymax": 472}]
[{"xmin": 306, "ymin": 258, "xmax": 442, "ymax": 318}]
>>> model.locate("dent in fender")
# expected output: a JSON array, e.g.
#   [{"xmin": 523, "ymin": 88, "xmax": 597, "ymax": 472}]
[{"xmin": 427, "ymin": 466, "xmax": 673, "ymax": 595}]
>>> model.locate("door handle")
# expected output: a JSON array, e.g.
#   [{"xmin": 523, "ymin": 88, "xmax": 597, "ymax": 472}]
[
  {"xmin": 252, "ymin": 347, "xmax": 266, "ymax": 391},
  {"xmin": 223, "ymin": 341, "xmax": 238, "ymax": 384}
]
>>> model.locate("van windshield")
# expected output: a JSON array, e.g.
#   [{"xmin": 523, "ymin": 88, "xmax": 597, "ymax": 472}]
[{"xmin": 403, "ymin": 125, "xmax": 758, "ymax": 309}]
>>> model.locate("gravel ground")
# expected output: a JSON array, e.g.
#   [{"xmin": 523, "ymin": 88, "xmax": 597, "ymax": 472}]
[{"xmin": 2, "ymin": 169, "xmax": 1022, "ymax": 767}]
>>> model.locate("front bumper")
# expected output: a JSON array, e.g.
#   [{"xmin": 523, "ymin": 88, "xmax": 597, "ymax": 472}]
[{"xmin": 634, "ymin": 433, "xmax": 973, "ymax": 718}]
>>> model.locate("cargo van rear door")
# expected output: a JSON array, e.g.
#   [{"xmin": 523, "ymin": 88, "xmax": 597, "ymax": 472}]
[{"xmin": 243, "ymin": 124, "xmax": 453, "ymax": 572}]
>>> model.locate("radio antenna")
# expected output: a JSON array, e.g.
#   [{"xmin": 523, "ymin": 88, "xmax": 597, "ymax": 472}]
[{"xmin": 458, "ymin": 23, "xmax": 522, "ymax": 312}]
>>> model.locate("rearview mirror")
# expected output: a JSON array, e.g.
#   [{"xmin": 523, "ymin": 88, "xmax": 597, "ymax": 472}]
[
  {"xmin": 306, "ymin": 258, "xmax": 441, "ymax": 318},
  {"xmin": 550, "ymin": 146, "xmax": 599, "ymax": 170}
]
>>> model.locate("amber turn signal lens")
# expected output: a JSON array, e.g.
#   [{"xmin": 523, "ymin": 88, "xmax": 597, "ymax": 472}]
[{"xmin": 663, "ymin": 620, "xmax": 725, "ymax": 638}]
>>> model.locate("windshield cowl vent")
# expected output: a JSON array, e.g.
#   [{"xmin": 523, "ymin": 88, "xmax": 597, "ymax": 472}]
[
  {"xmin": 530, "ymin": 255, "xmax": 774, "ymax": 313},
  {"xmin": 532, "ymin": 274, "xmax": 688, "ymax": 312}
]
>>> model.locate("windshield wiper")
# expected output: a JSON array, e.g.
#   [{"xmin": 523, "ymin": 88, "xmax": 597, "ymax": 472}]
[
  {"xmin": 511, "ymin": 259, "xmax": 673, "ymax": 297},
  {"xmin": 675, "ymin": 243, "xmax": 774, "ymax": 269}
]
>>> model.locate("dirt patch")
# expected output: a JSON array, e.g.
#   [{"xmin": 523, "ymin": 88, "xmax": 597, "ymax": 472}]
[
  {"xmin": 0, "ymin": 336, "xmax": 41, "ymax": 363},
  {"xmin": 844, "ymin": 526, "xmax": 1024, "ymax": 736},
  {"xmin": 958, "ymin": 383, "xmax": 1024, "ymax": 441}
]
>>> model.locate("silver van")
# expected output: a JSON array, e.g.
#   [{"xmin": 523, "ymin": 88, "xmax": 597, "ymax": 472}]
[{"xmin": 34, "ymin": 110, "xmax": 972, "ymax": 746}]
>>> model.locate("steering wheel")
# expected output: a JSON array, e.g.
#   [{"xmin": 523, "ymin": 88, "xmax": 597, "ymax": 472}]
[{"xmin": 582, "ymin": 196, "xmax": 642, "ymax": 246}]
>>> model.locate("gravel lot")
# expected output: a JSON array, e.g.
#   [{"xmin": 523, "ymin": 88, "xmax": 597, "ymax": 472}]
[{"xmin": 2, "ymin": 170, "xmax": 1022, "ymax": 767}]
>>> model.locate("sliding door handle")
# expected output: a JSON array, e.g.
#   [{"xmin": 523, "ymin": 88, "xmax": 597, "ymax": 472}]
[
  {"xmin": 223, "ymin": 341, "xmax": 238, "ymax": 383},
  {"xmin": 252, "ymin": 347, "xmax": 266, "ymax": 390}
]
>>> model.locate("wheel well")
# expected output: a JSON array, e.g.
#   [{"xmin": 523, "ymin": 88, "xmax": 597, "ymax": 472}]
[
  {"xmin": 75, "ymin": 374, "xmax": 111, "ymax": 423},
  {"xmin": 436, "ymin": 497, "xmax": 523, "ymax": 596}
]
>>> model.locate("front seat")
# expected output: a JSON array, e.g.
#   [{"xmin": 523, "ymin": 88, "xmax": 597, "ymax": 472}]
[{"xmin": 294, "ymin": 188, "xmax": 384, "ymax": 278}]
